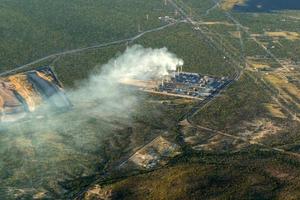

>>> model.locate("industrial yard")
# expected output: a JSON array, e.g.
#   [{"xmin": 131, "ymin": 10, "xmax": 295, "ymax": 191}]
[
  {"xmin": 121, "ymin": 67, "xmax": 231, "ymax": 100},
  {"xmin": 158, "ymin": 70, "xmax": 230, "ymax": 99}
]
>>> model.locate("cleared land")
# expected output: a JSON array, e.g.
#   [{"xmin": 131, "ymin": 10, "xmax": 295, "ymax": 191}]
[{"xmin": 220, "ymin": 0, "xmax": 246, "ymax": 10}]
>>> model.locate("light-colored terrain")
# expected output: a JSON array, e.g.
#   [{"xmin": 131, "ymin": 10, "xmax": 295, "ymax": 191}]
[{"xmin": 220, "ymin": 0, "xmax": 246, "ymax": 10}]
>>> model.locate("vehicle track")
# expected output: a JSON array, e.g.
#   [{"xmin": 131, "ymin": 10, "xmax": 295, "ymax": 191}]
[
  {"xmin": 0, "ymin": 22, "xmax": 182, "ymax": 77},
  {"xmin": 169, "ymin": 0, "xmax": 300, "ymax": 160},
  {"xmin": 70, "ymin": 2, "xmax": 300, "ymax": 199},
  {"xmin": 194, "ymin": 124, "xmax": 300, "ymax": 159}
]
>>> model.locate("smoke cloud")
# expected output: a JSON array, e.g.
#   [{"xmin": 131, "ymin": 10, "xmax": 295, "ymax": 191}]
[
  {"xmin": 102, "ymin": 44, "xmax": 183, "ymax": 79},
  {"xmin": 0, "ymin": 45, "xmax": 183, "ymax": 198},
  {"xmin": 68, "ymin": 44, "xmax": 183, "ymax": 119}
]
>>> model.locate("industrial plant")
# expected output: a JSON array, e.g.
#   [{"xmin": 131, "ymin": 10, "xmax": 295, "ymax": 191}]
[
  {"xmin": 158, "ymin": 68, "xmax": 230, "ymax": 99},
  {"xmin": 121, "ymin": 66, "xmax": 231, "ymax": 100}
]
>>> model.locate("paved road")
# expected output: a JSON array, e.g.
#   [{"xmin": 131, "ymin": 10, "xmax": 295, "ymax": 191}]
[
  {"xmin": 0, "ymin": 22, "xmax": 181, "ymax": 77},
  {"xmin": 71, "ymin": 2, "xmax": 300, "ymax": 199},
  {"xmin": 208, "ymin": 0, "xmax": 299, "ymax": 121},
  {"xmin": 169, "ymin": 0, "xmax": 300, "ymax": 159},
  {"xmin": 167, "ymin": 0, "xmax": 241, "ymax": 121}
]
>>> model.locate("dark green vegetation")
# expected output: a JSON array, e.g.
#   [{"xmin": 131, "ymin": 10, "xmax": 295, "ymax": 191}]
[
  {"xmin": 1, "ymin": 0, "xmax": 300, "ymax": 199},
  {"xmin": 55, "ymin": 22, "xmax": 236, "ymax": 88},
  {"xmin": 0, "ymin": 0, "xmax": 172, "ymax": 71},
  {"xmin": 87, "ymin": 150, "xmax": 300, "ymax": 200},
  {"xmin": 181, "ymin": 0, "xmax": 300, "ymax": 152},
  {"xmin": 136, "ymin": 24, "xmax": 234, "ymax": 76},
  {"xmin": 191, "ymin": 74, "xmax": 270, "ymax": 131},
  {"xmin": 53, "ymin": 45, "xmax": 127, "ymax": 87}
]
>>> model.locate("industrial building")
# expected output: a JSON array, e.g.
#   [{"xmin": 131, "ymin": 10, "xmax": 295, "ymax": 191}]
[
  {"xmin": 0, "ymin": 66, "xmax": 71, "ymax": 122},
  {"xmin": 120, "ymin": 67, "xmax": 230, "ymax": 100},
  {"xmin": 157, "ymin": 70, "xmax": 229, "ymax": 99}
]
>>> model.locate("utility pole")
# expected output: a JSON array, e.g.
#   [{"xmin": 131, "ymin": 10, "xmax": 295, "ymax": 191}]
[
  {"xmin": 138, "ymin": 24, "xmax": 141, "ymax": 32},
  {"xmin": 175, "ymin": 9, "xmax": 178, "ymax": 16}
]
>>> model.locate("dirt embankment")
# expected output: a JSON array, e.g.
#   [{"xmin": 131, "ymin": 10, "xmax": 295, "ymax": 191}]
[{"xmin": 220, "ymin": 0, "xmax": 246, "ymax": 10}]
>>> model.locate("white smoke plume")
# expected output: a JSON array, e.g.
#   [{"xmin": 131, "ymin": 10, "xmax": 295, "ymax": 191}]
[
  {"xmin": 102, "ymin": 44, "xmax": 183, "ymax": 79},
  {"xmin": 0, "ymin": 45, "xmax": 184, "ymax": 198},
  {"xmin": 68, "ymin": 44, "xmax": 183, "ymax": 119}
]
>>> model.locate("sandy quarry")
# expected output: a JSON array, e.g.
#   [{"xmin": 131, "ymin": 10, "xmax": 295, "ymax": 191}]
[{"xmin": 220, "ymin": 0, "xmax": 246, "ymax": 10}]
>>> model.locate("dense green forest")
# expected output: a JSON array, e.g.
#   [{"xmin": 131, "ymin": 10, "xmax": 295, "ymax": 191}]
[{"xmin": 0, "ymin": 0, "xmax": 172, "ymax": 71}]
